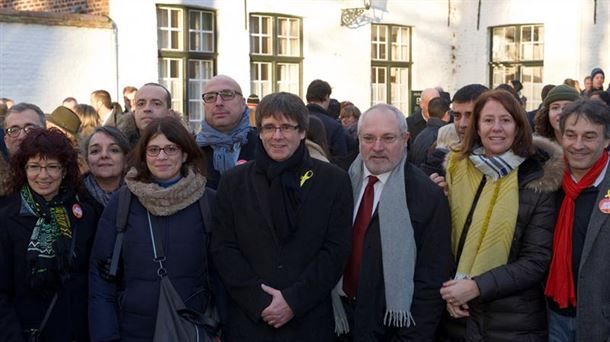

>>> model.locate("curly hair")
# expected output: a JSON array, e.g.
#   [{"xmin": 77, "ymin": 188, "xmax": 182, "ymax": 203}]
[
  {"xmin": 128, "ymin": 116, "xmax": 205, "ymax": 182},
  {"xmin": 8, "ymin": 128, "xmax": 81, "ymax": 194},
  {"xmin": 533, "ymin": 105, "xmax": 555, "ymax": 140}
]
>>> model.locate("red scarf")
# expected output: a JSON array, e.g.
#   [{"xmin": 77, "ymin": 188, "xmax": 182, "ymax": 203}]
[{"xmin": 545, "ymin": 152, "xmax": 609, "ymax": 308}]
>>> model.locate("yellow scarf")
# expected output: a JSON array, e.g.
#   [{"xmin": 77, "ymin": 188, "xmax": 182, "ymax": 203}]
[{"xmin": 446, "ymin": 152, "xmax": 519, "ymax": 278}]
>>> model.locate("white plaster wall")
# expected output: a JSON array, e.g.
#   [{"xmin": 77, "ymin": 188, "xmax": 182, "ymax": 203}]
[{"xmin": 0, "ymin": 22, "xmax": 116, "ymax": 113}]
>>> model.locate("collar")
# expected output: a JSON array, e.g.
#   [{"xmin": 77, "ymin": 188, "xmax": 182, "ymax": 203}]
[
  {"xmin": 363, "ymin": 166, "xmax": 391, "ymax": 185},
  {"xmin": 569, "ymin": 153, "xmax": 610, "ymax": 187}
]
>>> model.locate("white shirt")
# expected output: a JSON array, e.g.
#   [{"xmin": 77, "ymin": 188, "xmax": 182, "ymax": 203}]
[{"xmin": 353, "ymin": 167, "xmax": 392, "ymax": 223}]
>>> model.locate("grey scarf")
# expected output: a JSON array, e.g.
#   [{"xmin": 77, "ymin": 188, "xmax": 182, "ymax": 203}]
[{"xmin": 332, "ymin": 153, "xmax": 416, "ymax": 334}]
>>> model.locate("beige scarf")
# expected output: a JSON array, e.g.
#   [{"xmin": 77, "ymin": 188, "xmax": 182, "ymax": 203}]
[{"xmin": 124, "ymin": 167, "xmax": 206, "ymax": 216}]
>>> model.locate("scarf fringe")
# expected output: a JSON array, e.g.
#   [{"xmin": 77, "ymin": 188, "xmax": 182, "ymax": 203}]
[
  {"xmin": 332, "ymin": 288, "xmax": 350, "ymax": 335},
  {"xmin": 383, "ymin": 310, "xmax": 415, "ymax": 328}
]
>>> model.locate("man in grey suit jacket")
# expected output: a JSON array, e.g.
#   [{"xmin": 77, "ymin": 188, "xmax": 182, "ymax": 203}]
[{"xmin": 546, "ymin": 99, "xmax": 610, "ymax": 342}]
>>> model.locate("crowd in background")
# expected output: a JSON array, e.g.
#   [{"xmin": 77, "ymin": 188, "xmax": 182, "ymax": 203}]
[{"xmin": 0, "ymin": 66, "xmax": 609, "ymax": 342}]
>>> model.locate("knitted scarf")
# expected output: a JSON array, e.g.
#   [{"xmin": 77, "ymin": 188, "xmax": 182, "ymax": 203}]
[
  {"xmin": 22, "ymin": 184, "xmax": 74, "ymax": 291},
  {"xmin": 83, "ymin": 173, "xmax": 121, "ymax": 207},
  {"xmin": 446, "ymin": 150, "xmax": 522, "ymax": 279},
  {"xmin": 468, "ymin": 146, "xmax": 525, "ymax": 182},
  {"xmin": 124, "ymin": 167, "xmax": 206, "ymax": 216},
  {"xmin": 333, "ymin": 153, "xmax": 415, "ymax": 334},
  {"xmin": 195, "ymin": 108, "xmax": 251, "ymax": 173},
  {"xmin": 545, "ymin": 151, "xmax": 609, "ymax": 308},
  {"xmin": 254, "ymin": 139, "xmax": 311, "ymax": 244}
]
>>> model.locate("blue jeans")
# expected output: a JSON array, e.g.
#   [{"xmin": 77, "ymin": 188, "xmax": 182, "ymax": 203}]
[{"xmin": 548, "ymin": 310, "xmax": 576, "ymax": 342}]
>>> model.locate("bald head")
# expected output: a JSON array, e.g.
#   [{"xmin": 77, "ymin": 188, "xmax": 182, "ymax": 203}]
[
  {"xmin": 420, "ymin": 88, "xmax": 440, "ymax": 121},
  {"xmin": 203, "ymin": 75, "xmax": 246, "ymax": 133}
]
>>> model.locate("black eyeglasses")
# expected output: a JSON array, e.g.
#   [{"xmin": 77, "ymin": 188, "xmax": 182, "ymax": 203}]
[
  {"xmin": 146, "ymin": 144, "xmax": 182, "ymax": 157},
  {"xmin": 201, "ymin": 89, "xmax": 242, "ymax": 103},
  {"xmin": 5, "ymin": 124, "xmax": 37, "ymax": 138},
  {"xmin": 260, "ymin": 124, "xmax": 300, "ymax": 136}
]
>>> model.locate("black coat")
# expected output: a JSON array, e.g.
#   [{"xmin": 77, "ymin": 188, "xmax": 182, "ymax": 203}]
[
  {"xmin": 440, "ymin": 140, "xmax": 562, "ymax": 342},
  {"xmin": 0, "ymin": 192, "xmax": 100, "ymax": 342},
  {"xmin": 349, "ymin": 162, "xmax": 453, "ymax": 341},
  {"xmin": 408, "ymin": 117, "xmax": 446, "ymax": 167},
  {"xmin": 406, "ymin": 110, "xmax": 426, "ymax": 147},
  {"xmin": 307, "ymin": 104, "xmax": 348, "ymax": 158},
  {"xmin": 200, "ymin": 128, "xmax": 258, "ymax": 190},
  {"xmin": 211, "ymin": 158, "xmax": 353, "ymax": 342}
]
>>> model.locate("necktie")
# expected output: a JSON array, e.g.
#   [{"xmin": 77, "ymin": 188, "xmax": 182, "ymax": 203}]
[{"xmin": 343, "ymin": 175, "xmax": 379, "ymax": 299}]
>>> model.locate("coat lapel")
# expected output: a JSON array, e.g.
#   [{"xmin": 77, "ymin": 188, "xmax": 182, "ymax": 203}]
[
  {"xmin": 579, "ymin": 167, "xmax": 610, "ymax": 272},
  {"xmin": 252, "ymin": 169, "xmax": 280, "ymax": 248}
]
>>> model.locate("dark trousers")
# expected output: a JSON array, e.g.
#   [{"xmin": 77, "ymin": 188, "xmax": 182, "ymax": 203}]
[{"xmin": 335, "ymin": 297, "xmax": 401, "ymax": 342}]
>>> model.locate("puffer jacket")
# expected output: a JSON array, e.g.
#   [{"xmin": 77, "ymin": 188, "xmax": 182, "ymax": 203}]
[
  {"xmin": 88, "ymin": 188, "xmax": 214, "ymax": 342},
  {"xmin": 440, "ymin": 137, "xmax": 563, "ymax": 342}
]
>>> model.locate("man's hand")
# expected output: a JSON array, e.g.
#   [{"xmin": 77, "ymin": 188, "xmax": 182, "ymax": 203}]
[
  {"xmin": 260, "ymin": 284, "xmax": 294, "ymax": 328},
  {"xmin": 429, "ymin": 173, "xmax": 448, "ymax": 196}
]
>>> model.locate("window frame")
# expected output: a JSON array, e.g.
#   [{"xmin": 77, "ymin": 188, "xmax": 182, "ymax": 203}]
[
  {"xmin": 370, "ymin": 24, "xmax": 413, "ymax": 115},
  {"xmin": 157, "ymin": 5, "xmax": 217, "ymax": 132},
  {"xmin": 249, "ymin": 13, "xmax": 304, "ymax": 98},
  {"xmin": 489, "ymin": 23, "xmax": 544, "ymax": 111}
]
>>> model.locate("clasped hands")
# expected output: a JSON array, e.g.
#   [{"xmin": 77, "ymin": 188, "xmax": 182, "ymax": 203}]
[
  {"xmin": 440, "ymin": 279, "xmax": 480, "ymax": 318},
  {"xmin": 260, "ymin": 284, "xmax": 294, "ymax": 328}
]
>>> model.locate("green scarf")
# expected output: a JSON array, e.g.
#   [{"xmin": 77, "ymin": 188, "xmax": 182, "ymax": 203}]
[{"xmin": 22, "ymin": 185, "xmax": 74, "ymax": 291}]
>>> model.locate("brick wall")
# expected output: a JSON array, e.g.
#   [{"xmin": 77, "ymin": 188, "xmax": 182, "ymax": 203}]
[{"xmin": 0, "ymin": 0, "xmax": 108, "ymax": 16}]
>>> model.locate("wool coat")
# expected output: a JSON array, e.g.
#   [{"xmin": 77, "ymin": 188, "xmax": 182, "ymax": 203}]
[
  {"xmin": 0, "ymin": 192, "xmax": 100, "ymax": 342},
  {"xmin": 211, "ymin": 158, "xmax": 353, "ymax": 342},
  {"xmin": 440, "ymin": 137, "xmax": 563, "ymax": 342}
]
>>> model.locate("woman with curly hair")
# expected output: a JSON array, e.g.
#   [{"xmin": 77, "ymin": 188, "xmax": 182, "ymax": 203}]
[
  {"xmin": 534, "ymin": 85, "xmax": 580, "ymax": 143},
  {"xmin": 0, "ymin": 128, "xmax": 100, "ymax": 341}
]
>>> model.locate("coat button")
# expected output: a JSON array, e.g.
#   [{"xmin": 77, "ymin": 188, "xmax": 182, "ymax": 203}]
[{"xmin": 277, "ymin": 264, "xmax": 284, "ymax": 270}]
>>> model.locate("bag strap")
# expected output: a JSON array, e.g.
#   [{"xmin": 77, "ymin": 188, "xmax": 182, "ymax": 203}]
[
  {"xmin": 455, "ymin": 175, "xmax": 487, "ymax": 262},
  {"xmin": 198, "ymin": 189, "xmax": 214, "ymax": 235},
  {"xmin": 147, "ymin": 211, "xmax": 167, "ymax": 277},
  {"xmin": 109, "ymin": 186, "xmax": 132, "ymax": 277}
]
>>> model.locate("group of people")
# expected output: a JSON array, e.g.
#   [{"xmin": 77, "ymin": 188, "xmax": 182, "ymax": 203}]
[{"xmin": 0, "ymin": 69, "xmax": 609, "ymax": 342}]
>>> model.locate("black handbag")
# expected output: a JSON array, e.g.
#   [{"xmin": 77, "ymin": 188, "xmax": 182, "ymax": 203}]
[{"xmin": 146, "ymin": 211, "xmax": 217, "ymax": 342}]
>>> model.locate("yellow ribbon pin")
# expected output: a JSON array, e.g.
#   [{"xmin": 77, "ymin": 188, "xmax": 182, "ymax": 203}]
[
  {"xmin": 606, "ymin": 189, "xmax": 610, "ymax": 199},
  {"xmin": 300, "ymin": 170, "xmax": 314, "ymax": 187}
]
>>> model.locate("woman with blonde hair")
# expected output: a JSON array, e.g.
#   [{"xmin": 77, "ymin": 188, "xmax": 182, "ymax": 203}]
[{"xmin": 73, "ymin": 104, "xmax": 100, "ymax": 140}]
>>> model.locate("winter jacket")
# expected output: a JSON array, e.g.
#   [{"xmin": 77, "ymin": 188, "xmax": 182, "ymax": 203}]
[
  {"xmin": 440, "ymin": 137, "xmax": 563, "ymax": 342},
  {"xmin": 0, "ymin": 192, "xmax": 100, "ymax": 342},
  {"xmin": 88, "ymin": 188, "xmax": 215, "ymax": 342}
]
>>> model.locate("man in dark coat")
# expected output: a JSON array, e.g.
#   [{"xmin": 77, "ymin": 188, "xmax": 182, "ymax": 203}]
[
  {"xmin": 546, "ymin": 99, "xmax": 610, "ymax": 342},
  {"xmin": 211, "ymin": 92, "xmax": 353, "ymax": 341},
  {"xmin": 408, "ymin": 97, "xmax": 448, "ymax": 167},
  {"xmin": 196, "ymin": 75, "xmax": 258, "ymax": 189},
  {"xmin": 335, "ymin": 103, "xmax": 453, "ymax": 341},
  {"xmin": 306, "ymin": 79, "xmax": 348, "ymax": 158}
]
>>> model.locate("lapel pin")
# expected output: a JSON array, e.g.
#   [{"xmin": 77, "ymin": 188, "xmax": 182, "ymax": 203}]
[
  {"xmin": 300, "ymin": 170, "xmax": 313, "ymax": 187},
  {"xmin": 72, "ymin": 203, "xmax": 83, "ymax": 219},
  {"xmin": 599, "ymin": 189, "xmax": 610, "ymax": 214}
]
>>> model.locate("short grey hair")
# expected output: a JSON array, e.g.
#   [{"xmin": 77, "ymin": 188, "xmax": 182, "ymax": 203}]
[
  {"xmin": 6, "ymin": 102, "xmax": 46, "ymax": 127},
  {"xmin": 358, "ymin": 103, "xmax": 408, "ymax": 135}
]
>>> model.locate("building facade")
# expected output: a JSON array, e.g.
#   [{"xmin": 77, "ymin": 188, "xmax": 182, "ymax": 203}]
[{"xmin": 1, "ymin": 0, "xmax": 608, "ymax": 131}]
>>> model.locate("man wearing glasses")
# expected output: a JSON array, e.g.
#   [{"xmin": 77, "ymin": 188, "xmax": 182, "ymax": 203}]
[
  {"xmin": 196, "ymin": 74, "xmax": 258, "ymax": 189},
  {"xmin": 1, "ymin": 103, "xmax": 46, "ymax": 197}
]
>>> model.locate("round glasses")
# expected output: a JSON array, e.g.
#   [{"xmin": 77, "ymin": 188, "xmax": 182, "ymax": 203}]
[
  {"xmin": 25, "ymin": 163, "xmax": 63, "ymax": 176},
  {"xmin": 5, "ymin": 125, "xmax": 37, "ymax": 138}
]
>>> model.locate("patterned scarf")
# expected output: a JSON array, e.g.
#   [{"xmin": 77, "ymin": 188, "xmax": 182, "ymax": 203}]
[
  {"xmin": 195, "ymin": 107, "xmax": 251, "ymax": 173},
  {"xmin": 21, "ymin": 185, "xmax": 74, "ymax": 291},
  {"xmin": 545, "ymin": 152, "xmax": 609, "ymax": 308},
  {"xmin": 468, "ymin": 147, "xmax": 526, "ymax": 182}
]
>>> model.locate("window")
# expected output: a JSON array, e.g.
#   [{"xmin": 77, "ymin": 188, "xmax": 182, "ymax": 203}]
[
  {"xmin": 157, "ymin": 6, "xmax": 216, "ymax": 132},
  {"xmin": 490, "ymin": 24, "xmax": 544, "ymax": 111},
  {"xmin": 371, "ymin": 24, "xmax": 412, "ymax": 115},
  {"xmin": 249, "ymin": 14, "xmax": 303, "ymax": 98}
]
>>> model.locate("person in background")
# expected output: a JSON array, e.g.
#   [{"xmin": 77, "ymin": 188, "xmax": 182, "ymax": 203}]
[
  {"xmin": 89, "ymin": 116, "xmax": 215, "ymax": 342},
  {"xmin": 589, "ymin": 90, "xmax": 610, "ymax": 107},
  {"xmin": 122, "ymin": 86, "xmax": 137, "ymax": 113},
  {"xmin": 409, "ymin": 96, "xmax": 449, "ymax": 167},
  {"xmin": 73, "ymin": 104, "xmax": 101, "ymax": 140},
  {"xmin": 527, "ymin": 84, "xmax": 555, "ymax": 129},
  {"xmin": 534, "ymin": 85, "xmax": 581, "ymax": 144},
  {"xmin": 47, "ymin": 106, "xmax": 82, "ymax": 144},
  {"xmin": 582, "ymin": 76, "xmax": 592, "ymax": 96},
  {"xmin": 247, "ymin": 94, "xmax": 260, "ymax": 127},
  {"xmin": 62, "ymin": 97, "xmax": 78, "ymax": 111},
  {"xmin": 439, "ymin": 90, "xmax": 562, "ymax": 341},
  {"xmin": 306, "ymin": 79, "xmax": 348, "ymax": 157},
  {"xmin": 82, "ymin": 126, "xmax": 129, "ymax": 209},
  {"xmin": 0, "ymin": 128, "xmax": 100, "ymax": 341},
  {"xmin": 306, "ymin": 115, "xmax": 330, "ymax": 162},
  {"xmin": 340, "ymin": 101, "xmax": 361, "ymax": 140}
]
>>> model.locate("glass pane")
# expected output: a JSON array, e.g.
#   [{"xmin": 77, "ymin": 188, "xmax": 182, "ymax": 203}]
[
  {"xmin": 190, "ymin": 11, "xmax": 200, "ymax": 30},
  {"xmin": 203, "ymin": 33, "xmax": 213, "ymax": 52},
  {"xmin": 158, "ymin": 9, "xmax": 168, "ymax": 27},
  {"xmin": 492, "ymin": 26, "xmax": 516, "ymax": 61},
  {"xmin": 522, "ymin": 66, "xmax": 544, "ymax": 111},
  {"xmin": 279, "ymin": 37, "xmax": 288, "ymax": 55},
  {"xmin": 250, "ymin": 16, "xmax": 259, "ymax": 33},
  {"xmin": 291, "ymin": 20, "xmax": 299, "ymax": 35},
  {"xmin": 171, "ymin": 9, "xmax": 180, "ymax": 28},
  {"xmin": 491, "ymin": 65, "xmax": 517, "ymax": 88},
  {"xmin": 202, "ymin": 12, "xmax": 213, "ymax": 30},
  {"xmin": 170, "ymin": 60, "xmax": 180, "ymax": 77},
  {"xmin": 171, "ymin": 31, "xmax": 180, "ymax": 49},
  {"xmin": 262, "ymin": 17, "xmax": 270, "ymax": 34},
  {"xmin": 522, "ymin": 26, "xmax": 532, "ymax": 42},
  {"xmin": 279, "ymin": 18, "xmax": 288, "ymax": 36},
  {"xmin": 262, "ymin": 37, "xmax": 271, "ymax": 54},
  {"xmin": 159, "ymin": 30, "xmax": 168, "ymax": 49},
  {"xmin": 189, "ymin": 60, "xmax": 200, "ymax": 78},
  {"xmin": 390, "ymin": 67, "xmax": 409, "ymax": 114},
  {"xmin": 190, "ymin": 32, "xmax": 200, "ymax": 51},
  {"xmin": 261, "ymin": 63, "xmax": 270, "ymax": 80}
]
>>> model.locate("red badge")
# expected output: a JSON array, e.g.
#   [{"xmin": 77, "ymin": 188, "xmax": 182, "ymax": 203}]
[
  {"xmin": 72, "ymin": 204, "xmax": 83, "ymax": 219},
  {"xmin": 600, "ymin": 198, "xmax": 610, "ymax": 214}
]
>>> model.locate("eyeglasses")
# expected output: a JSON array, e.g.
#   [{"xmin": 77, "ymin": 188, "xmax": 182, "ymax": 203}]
[
  {"xmin": 25, "ymin": 163, "xmax": 62, "ymax": 176},
  {"xmin": 201, "ymin": 90, "xmax": 242, "ymax": 103},
  {"xmin": 260, "ymin": 124, "xmax": 300, "ymax": 136},
  {"xmin": 360, "ymin": 134, "xmax": 401, "ymax": 145},
  {"xmin": 5, "ymin": 125, "xmax": 37, "ymax": 138},
  {"xmin": 146, "ymin": 144, "xmax": 182, "ymax": 157}
]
